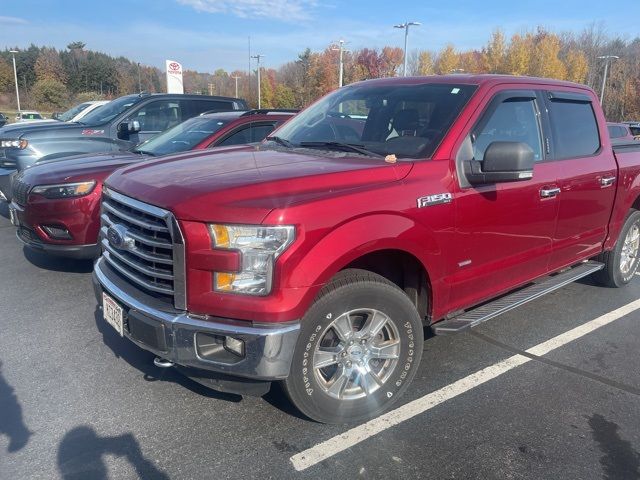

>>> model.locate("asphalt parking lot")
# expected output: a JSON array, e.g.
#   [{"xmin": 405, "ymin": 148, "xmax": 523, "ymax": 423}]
[{"xmin": 1, "ymin": 201, "xmax": 640, "ymax": 480}]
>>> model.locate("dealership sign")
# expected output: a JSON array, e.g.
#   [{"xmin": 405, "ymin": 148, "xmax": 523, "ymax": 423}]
[{"xmin": 165, "ymin": 60, "xmax": 184, "ymax": 94}]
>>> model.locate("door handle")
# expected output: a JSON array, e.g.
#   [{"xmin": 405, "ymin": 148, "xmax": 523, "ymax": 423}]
[
  {"xmin": 540, "ymin": 187, "xmax": 561, "ymax": 198},
  {"xmin": 600, "ymin": 176, "xmax": 616, "ymax": 187}
]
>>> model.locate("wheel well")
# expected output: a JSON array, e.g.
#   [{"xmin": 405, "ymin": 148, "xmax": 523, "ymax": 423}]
[
  {"xmin": 343, "ymin": 249, "xmax": 431, "ymax": 323},
  {"xmin": 632, "ymin": 196, "xmax": 640, "ymax": 212}
]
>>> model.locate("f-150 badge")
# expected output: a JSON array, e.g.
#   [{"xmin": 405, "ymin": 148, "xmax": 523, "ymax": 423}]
[{"xmin": 417, "ymin": 193, "xmax": 453, "ymax": 208}]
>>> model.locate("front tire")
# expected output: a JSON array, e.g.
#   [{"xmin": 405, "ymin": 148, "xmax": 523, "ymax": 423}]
[
  {"xmin": 594, "ymin": 209, "xmax": 640, "ymax": 287},
  {"xmin": 283, "ymin": 269, "xmax": 424, "ymax": 424}
]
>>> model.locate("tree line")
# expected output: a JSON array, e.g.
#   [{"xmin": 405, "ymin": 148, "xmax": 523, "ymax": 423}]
[{"xmin": 0, "ymin": 25, "xmax": 638, "ymax": 121}]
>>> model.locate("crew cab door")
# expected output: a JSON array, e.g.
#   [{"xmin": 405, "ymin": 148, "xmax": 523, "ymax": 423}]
[
  {"xmin": 544, "ymin": 91, "xmax": 618, "ymax": 269},
  {"xmin": 119, "ymin": 99, "xmax": 184, "ymax": 145},
  {"xmin": 448, "ymin": 90, "xmax": 559, "ymax": 313}
]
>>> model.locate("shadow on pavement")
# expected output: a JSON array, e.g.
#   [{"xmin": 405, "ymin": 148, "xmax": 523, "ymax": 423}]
[
  {"xmin": 0, "ymin": 361, "xmax": 33, "ymax": 453},
  {"xmin": 93, "ymin": 308, "xmax": 242, "ymax": 403},
  {"xmin": 0, "ymin": 201, "xmax": 8, "ymax": 220},
  {"xmin": 588, "ymin": 413, "xmax": 640, "ymax": 480},
  {"xmin": 57, "ymin": 426, "xmax": 169, "ymax": 480},
  {"xmin": 22, "ymin": 247, "xmax": 94, "ymax": 273}
]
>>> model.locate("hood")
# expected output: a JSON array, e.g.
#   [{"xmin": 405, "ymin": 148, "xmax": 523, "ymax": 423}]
[
  {"xmin": 20, "ymin": 151, "xmax": 142, "ymax": 186},
  {"xmin": 106, "ymin": 147, "xmax": 413, "ymax": 224},
  {"xmin": 0, "ymin": 121, "xmax": 83, "ymax": 137}
]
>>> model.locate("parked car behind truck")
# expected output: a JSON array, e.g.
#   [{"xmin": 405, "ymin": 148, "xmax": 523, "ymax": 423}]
[
  {"xmin": 92, "ymin": 75, "xmax": 640, "ymax": 423},
  {"xmin": 9, "ymin": 110, "xmax": 297, "ymax": 258},
  {"xmin": 0, "ymin": 93, "xmax": 248, "ymax": 201}
]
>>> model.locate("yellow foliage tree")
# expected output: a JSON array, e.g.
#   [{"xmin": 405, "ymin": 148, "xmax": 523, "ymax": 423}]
[
  {"xmin": 436, "ymin": 45, "xmax": 459, "ymax": 74},
  {"xmin": 483, "ymin": 29, "xmax": 507, "ymax": 73},
  {"xmin": 565, "ymin": 50, "xmax": 589, "ymax": 83},
  {"xmin": 504, "ymin": 33, "xmax": 533, "ymax": 76},
  {"xmin": 530, "ymin": 32, "xmax": 567, "ymax": 79},
  {"xmin": 418, "ymin": 51, "xmax": 435, "ymax": 75}
]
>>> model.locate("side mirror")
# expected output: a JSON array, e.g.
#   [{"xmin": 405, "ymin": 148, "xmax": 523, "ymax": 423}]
[
  {"xmin": 118, "ymin": 120, "xmax": 141, "ymax": 134},
  {"xmin": 464, "ymin": 141, "xmax": 535, "ymax": 185}
]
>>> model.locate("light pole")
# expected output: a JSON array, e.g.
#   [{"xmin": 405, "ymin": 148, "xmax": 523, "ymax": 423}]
[
  {"xmin": 331, "ymin": 40, "xmax": 347, "ymax": 87},
  {"xmin": 251, "ymin": 54, "xmax": 264, "ymax": 109},
  {"xmin": 597, "ymin": 55, "xmax": 619, "ymax": 106},
  {"xmin": 394, "ymin": 21, "xmax": 421, "ymax": 77},
  {"xmin": 231, "ymin": 75, "xmax": 240, "ymax": 98},
  {"xmin": 10, "ymin": 50, "xmax": 21, "ymax": 113}
]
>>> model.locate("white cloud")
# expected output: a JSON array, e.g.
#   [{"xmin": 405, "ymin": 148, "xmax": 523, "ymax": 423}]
[
  {"xmin": 0, "ymin": 16, "xmax": 28, "ymax": 25},
  {"xmin": 177, "ymin": 0, "xmax": 318, "ymax": 21}
]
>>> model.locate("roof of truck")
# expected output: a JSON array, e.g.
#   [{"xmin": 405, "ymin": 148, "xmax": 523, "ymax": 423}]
[{"xmin": 351, "ymin": 74, "xmax": 591, "ymax": 91}]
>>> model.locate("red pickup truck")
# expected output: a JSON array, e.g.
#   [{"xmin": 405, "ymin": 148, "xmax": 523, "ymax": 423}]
[{"xmin": 93, "ymin": 75, "xmax": 640, "ymax": 424}]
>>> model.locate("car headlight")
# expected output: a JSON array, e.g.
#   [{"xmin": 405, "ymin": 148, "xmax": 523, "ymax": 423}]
[
  {"xmin": 1, "ymin": 139, "xmax": 28, "ymax": 149},
  {"xmin": 208, "ymin": 224, "xmax": 295, "ymax": 296},
  {"xmin": 31, "ymin": 181, "xmax": 96, "ymax": 199}
]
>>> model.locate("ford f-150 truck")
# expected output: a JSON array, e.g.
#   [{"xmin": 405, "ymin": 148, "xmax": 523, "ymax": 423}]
[
  {"xmin": 92, "ymin": 75, "xmax": 640, "ymax": 424},
  {"xmin": 0, "ymin": 93, "xmax": 248, "ymax": 201},
  {"xmin": 8, "ymin": 109, "xmax": 296, "ymax": 259}
]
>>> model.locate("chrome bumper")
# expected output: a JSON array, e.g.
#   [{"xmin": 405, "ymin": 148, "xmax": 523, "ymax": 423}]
[{"xmin": 93, "ymin": 257, "xmax": 300, "ymax": 380}]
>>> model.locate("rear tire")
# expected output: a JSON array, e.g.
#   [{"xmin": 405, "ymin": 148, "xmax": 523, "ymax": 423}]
[
  {"xmin": 283, "ymin": 269, "xmax": 424, "ymax": 424},
  {"xmin": 594, "ymin": 209, "xmax": 640, "ymax": 287}
]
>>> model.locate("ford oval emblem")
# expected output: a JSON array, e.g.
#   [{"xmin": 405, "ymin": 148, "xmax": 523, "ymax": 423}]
[{"xmin": 107, "ymin": 224, "xmax": 133, "ymax": 250}]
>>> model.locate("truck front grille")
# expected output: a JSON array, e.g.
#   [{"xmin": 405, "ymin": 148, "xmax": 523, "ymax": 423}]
[
  {"xmin": 0, "ymin": 148, "xmax": 16, "ymax": 168},
  {"xmin": 12, "ymin": 175, "xmax": 30, "ymax": 206},
  {"xmin": 99, "ymin": 187, "xmax": 186, "ymax": 309}
]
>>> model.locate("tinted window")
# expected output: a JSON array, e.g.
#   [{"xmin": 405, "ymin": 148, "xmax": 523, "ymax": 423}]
[
  {"xmin": 473, "ymin": 98, "xmax": 542, "ymax": 162},
  {"xmin": 58, "ymin": 103, "xmax": 91, "ymax": 122},
  {"xmin": 185, "ymin": 100, "xmax": 235, "ymax": 117},
  {"xmin": 272, "ymin": 83, "xmax": 477, "ymax": 159},
  {"xmin": 548, "ymin": 99, "xmax": 600, "ymax": 159},
  {"xmin": 217, "ymin": 123, "xmax": 276, "ymax": 146},
  {"xmin": 81, "ymin": 96, "xmax": 141, "ymax": 126},
  {"xmin": 130, "ymin": 100, "xmax": 183, "ymax": 132},
  {"xmin": 134, "ymin": 115, "xmax": 233, "ymax": 156},
  {"xmin": 630, "ymin": 126, "xmax": 640, "ymax": 137}
]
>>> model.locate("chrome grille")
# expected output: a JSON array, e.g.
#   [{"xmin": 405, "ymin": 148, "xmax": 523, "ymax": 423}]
[
  {"xmin": 12, "ymin": 175, "xmax": 30, "ymax": 206},
  {"xmin": 100, "ymin": 188, "xmax": 186, "ymax": 309}
]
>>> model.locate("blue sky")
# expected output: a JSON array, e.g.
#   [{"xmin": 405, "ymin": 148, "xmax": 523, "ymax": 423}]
[{"xmin": 0, "ymin": 0, "xmax": 635, "ymax": 72}]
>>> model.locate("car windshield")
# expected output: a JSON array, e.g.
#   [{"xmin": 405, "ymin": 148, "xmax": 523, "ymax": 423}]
[
  {"xmin": 631, "ymin": 126, "xmax": 640, "ymax": 137},
  {"xmin": 57, "ymin": 103, "xmax": 91, "ymax": 122},
  {"xmin": 21, "ymin": 113, "xmax": 43, "ymax": 120},
  {"xmin": 80, "ymin": 96, "xmax": 141, "ymax": 126},
  {"xmin": 270, "ymin": 83, "xmax": 477, "ymax": 159},
  {"xmin": 132, "ymin": 115, "xmax": 233, "ymax": 156}
]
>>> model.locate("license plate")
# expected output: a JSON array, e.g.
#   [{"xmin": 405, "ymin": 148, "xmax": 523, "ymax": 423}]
[
  {"xmin": 102, "ymin": 292, "xmax": 124, "ymax": 336},
  {"xmin": 8, "ymin": 206, "xmax": 18, "ymax": 226}
]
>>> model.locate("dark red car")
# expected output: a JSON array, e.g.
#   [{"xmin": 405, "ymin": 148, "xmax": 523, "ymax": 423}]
[{"xmin": 9, "ymin": 109, "xmax": 296, "ymax": 258}]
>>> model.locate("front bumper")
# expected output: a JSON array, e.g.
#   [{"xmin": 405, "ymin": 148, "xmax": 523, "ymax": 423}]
[{"xmin": 93, "ymin": 257, "xmax": 300, "ymax": 382}]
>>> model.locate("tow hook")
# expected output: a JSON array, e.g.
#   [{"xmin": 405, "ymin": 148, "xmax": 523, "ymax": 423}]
[{"xmin": 153, "ymin": 357, "xmax": 175, "ymax": 368}]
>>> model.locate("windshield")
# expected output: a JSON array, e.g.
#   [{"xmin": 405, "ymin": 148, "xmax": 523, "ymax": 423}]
[
  {"xmin": 21, "ymin": 113, "xmax": 43, "ymax": 120},
  {"xmin": 80, "ymin": 96, "xmax": 141, "ymax": 126},
  {"xmin": 271, "ymin": 83, "xmax": 477, "ymax": 159},
  {"xmin": 58, "ymin": 103, "xmax": 91, "ymax": 122},
  {"xmin": 133, "ymin": 115, "xmax": 232, "ymax": 156}
]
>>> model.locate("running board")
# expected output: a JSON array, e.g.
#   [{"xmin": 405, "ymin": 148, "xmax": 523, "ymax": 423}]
[{"xmin": 433, "ymin": 261, "xmax": 604, "ymax": 335}]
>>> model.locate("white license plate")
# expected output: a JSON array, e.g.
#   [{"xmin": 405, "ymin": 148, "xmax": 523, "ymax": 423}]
[
  {"xmin": 8, "ymin": 206, "xmax": 18, "ymax": 226},
  {"xmin": 102, "ymin": 292, "xmax": 124, "ymax": 336}
]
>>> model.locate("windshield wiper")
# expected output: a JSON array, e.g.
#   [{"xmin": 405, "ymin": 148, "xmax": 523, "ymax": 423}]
[
  {"xmin": 299, "ymin": 141, "xmax": 383, "ymax": 158},
  {"xmin": 132, "ymin": 149, "xmax": 156, "ymax": 156},
  {"xmin": 266, "ymin": 136, "xmax": 295, "ymax": 148}
]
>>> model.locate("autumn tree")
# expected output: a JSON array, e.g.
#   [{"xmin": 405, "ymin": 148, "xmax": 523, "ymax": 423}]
[
  {"xmin": 417, "ymin": 51, "xmax": 435, "ymax": 75},
  {"xmin": 483, "ymin": 29, "xmax": 507, "ymax": 73},
  {"xmin": 504, "ymin": 33, "xmax": 533, "ymax": 75},
  {"xmin": 564, "ymin": 50, "xmax": 589, "ymax": 83},
  {"xmin": 35, "ymin": 48, "xmax": 67, "ymax": 83},
  {"xmin": 435, "ymin": 45, "xmax": 459, "ymax": 74}
]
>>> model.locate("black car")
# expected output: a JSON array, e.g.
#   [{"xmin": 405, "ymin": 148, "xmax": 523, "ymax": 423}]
[{"xmin": 0, "ymin": 93, "xmax": 248, "ymax": 201}]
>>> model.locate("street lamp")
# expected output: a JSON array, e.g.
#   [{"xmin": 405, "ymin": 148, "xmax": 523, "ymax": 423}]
[
  {"xmin": 231, "ymin": 75, "xmax": 240, "ymax": 98},
  {"xmin": 331, "ymin": 40, "xmax": 348, "ymax": 87},
  {"xmin": 393, "ymin": 21, "xmax": 421, "ymax": 77},
  {"xmin": 251, "ymin": 54, "xmax": 264, "ymax": 109},
  {"xmin": 597, "ymin": 55, "xmax": 619, "ymax": 106},
  {"xmin": 10, "ymin": 50, "xmax": 21, "ymax": 113}
]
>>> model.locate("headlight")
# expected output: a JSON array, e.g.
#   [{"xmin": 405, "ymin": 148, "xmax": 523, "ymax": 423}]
[
  {"xmin": 209, "ymin": 224, "xmax": 295, "ymax": 296},
  {"xmin": 31, "ymin": 181, "xmax": 96, "ymax": 199},
  {"xmin": 1, "ymin": 139, "xmax": 28, "ymax": 149}
]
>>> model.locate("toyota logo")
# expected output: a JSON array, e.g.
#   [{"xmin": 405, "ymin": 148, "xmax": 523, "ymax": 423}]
[
  {"xmin": 107, "ymin": 224, "xmax": 134, "ymax": 251},
  {"xmin": 169, "ymin": 62, "xmax": 180, "ymax": 71}
]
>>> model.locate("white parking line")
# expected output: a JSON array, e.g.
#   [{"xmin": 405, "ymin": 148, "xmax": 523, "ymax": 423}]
[{"xmin": 290, "ymin": 298, "xmax": 640, "ymax": 471}]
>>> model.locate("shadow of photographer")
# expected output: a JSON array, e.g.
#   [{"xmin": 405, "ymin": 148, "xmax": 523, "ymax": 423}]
[
  {"xmin": 57, "ymin": 426, "xmax": 169, "ymax": 480},
  {"xmin": 0, "ymin": 360, "xmax": 33, "ymax": 453}
]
